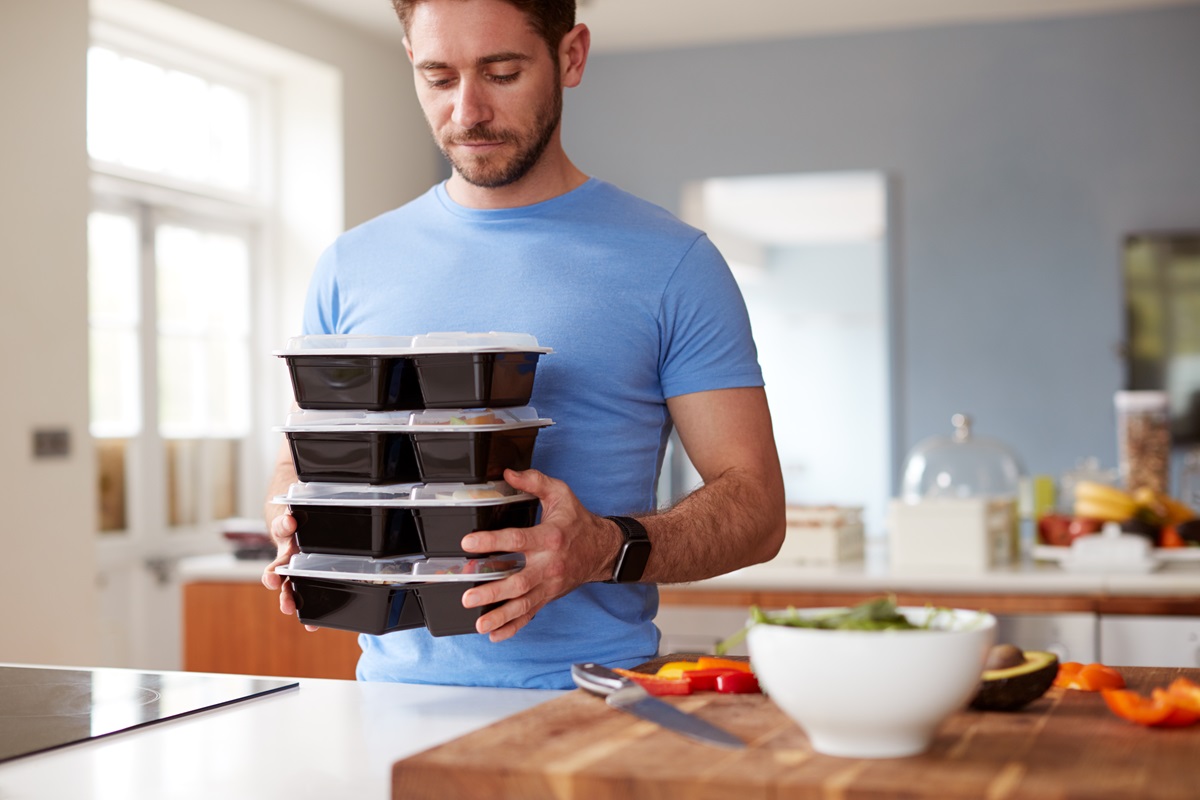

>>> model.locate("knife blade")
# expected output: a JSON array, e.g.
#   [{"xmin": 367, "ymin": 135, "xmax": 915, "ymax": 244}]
[{"xmin": 571, "ymin": 662, "xmax": 745, "ymax": 749}]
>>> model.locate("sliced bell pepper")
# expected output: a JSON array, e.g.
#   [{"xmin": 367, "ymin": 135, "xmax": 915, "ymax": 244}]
[
  {"xmin": 1166, "ymin": 677, "xmax": 1200, "ymax": 714},
  {"xmin": 1102, "ymin": 689, "xmax": 1177, "ymax": 726},
  {"xmin": 715, "ymin": 671, "xmax": 761, "ymax": 694},
  {"xmin": 683, "ymin": 668, "xmax": 741, "ymax": 692},
  {"xmin": 612, "ymin": 667, "xmax": 692, "ymax": 696},
  {"xmin": 1103, "ymin": 687, "xmax": 1200, "ymax": 728},
  {"xmin": 696, "ymin": 657, "xmax": 754, "ymax": 673},
  {"xmin": 1054, "ymin": 661, "xmax": 1125, "ymax": 691},
  {"xmin": 654, "ymin": 661, "xmax": 707, "ymax": 680}
]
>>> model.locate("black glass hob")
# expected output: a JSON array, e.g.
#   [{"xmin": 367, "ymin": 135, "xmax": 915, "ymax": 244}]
[{"xmin": 0, "ymin": 665, "xmax": 297, "ymax": 763}]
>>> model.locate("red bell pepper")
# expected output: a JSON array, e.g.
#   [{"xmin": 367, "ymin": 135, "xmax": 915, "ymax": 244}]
[
  {"xmin": 682, "ymin": 668, "xmax": 740, "ymax": 692},
  {"xmin": 612, "ymin": 667, "xmax": 692, "ymax": 696},
  {"xmin": 1054, "ymin": 661, "xmax": 1125, "ymax": 691},
  {"xmin": 715, "ymin": 671, "xmax": 761, "ymax": 694},
  {"xmin": 1103, "ymin": 687, "xmax": 1200, "ymax": 728}
]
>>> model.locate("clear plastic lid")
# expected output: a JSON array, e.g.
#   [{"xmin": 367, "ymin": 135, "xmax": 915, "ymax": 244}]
[
  {"xmin": 1114, "ymin": 390, "xmax": 1168, "ymax": 414},
  {"xmin": 274, "ymin": 331, "xmax": 552, "ymax": 356},
  {"xmin": 900, "ymin": 413, "xmax": 1025, "ymax": 502},
  {"xmin": 275, "ymin": 552, "xmax": 525, "ymax": 583},
  {"xmin": 277, "ymin": 480, "xmax": 533, "ymax": 507},
  {"xmin": 276, "ymin": 406, "xmax": 553, "ymax": 432}
]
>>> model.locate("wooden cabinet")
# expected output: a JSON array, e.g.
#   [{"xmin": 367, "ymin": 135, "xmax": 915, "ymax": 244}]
[{"xmin": 183, "ymin": 581, "xmax": 360, "ymax": 679}]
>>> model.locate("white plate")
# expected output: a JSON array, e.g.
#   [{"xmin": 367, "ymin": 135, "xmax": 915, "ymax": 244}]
[{"xmin": 1033, "ymin": 544, "xmax": 1200, "ymax": 562}]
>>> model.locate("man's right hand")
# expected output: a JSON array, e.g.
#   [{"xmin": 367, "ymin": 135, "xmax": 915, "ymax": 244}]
[{"xmin": 261, "ymin": 509, "xmax": 317, "ymax": 631}]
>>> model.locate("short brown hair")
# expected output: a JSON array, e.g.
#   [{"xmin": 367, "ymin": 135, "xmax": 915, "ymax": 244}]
[{"xmin": 393, "ymin": 1, "xmax": 576, "ymax": 57}]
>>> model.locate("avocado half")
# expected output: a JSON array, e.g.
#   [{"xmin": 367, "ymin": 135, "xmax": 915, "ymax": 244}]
[{"xmin": 969, "ymin": 645, "xmax": 1059, "ymax": 711}]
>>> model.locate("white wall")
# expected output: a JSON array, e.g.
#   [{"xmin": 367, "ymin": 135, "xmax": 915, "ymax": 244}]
[{"xmin": 0, "ymin": 0, "xmax": 437, "ymax": 666}]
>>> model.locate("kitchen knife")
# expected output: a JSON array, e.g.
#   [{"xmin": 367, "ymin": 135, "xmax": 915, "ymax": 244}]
[{"xmin": 571, "ymin": 662, "xmax": 746, "ymax": 749}]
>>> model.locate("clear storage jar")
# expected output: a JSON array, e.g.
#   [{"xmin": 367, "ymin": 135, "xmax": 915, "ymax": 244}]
[{"xmin": 1114, "ymin": 391, "xmax": 1170, "ymax": 494}]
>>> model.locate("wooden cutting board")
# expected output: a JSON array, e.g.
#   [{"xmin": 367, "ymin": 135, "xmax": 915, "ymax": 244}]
[{"xmin": 393, "ymin": 665, "xmax": 1200, "ymax": 799}]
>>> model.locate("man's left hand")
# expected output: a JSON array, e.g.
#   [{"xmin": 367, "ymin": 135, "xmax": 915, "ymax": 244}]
[{"xmin": 458, "ymin": 468, "xmax": 620, "ymax": 643}]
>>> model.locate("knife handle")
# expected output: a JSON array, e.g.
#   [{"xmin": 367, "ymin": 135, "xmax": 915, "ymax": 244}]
[{"xmin": 571, "ymin": 662, "xmax": 630, "ymax": 696}]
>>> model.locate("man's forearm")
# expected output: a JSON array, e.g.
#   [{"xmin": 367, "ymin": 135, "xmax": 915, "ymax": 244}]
[
  {"xmin": 263, "ymin": 439, "xmax": 298, "ymax": 526},
  {"xmin": 633, "ymin": 465, "xmax": 785, "ymax": 585}
]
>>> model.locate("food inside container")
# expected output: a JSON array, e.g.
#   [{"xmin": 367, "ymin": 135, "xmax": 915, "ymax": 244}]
[
  {"xmin": 275, "ymin": 332, "xmax": 552, "ymax": 411},
  {"xmin": 279, "ymin": 481, "xmax": 539, "ymax": 557},
  {"xmin": 276, "ymin": 407, "xmax": 553, "ymax": 485},
  {"xmin": 275, "ymin": 552, "xmax": 524, "ymax": 636}
]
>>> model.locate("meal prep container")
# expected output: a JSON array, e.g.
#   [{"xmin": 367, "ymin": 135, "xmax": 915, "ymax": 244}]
[
  {"xmin": 277, "ymin": 407, "xmax": 553, "ymax": 485},
  {"xmin": 279, "ymin": 480, "xmax": 539, "ymax": 557},
  {"xmin": 276, "ymin": 332, "xmax": 552, "ymax": 411},
  {"xmin": 275, "ymin": 552, "xmax": 524, "ymax": 636}
]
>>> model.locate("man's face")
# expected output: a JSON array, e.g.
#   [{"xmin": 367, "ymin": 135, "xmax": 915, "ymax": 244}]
[{"xmin": 405, "ymin": 0, "xmax": 564, "ymax": 189}]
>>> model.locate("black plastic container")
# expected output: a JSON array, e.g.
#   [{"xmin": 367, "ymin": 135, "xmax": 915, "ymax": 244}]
[
  {"xmin": 291, "ymin": 504, "xmax": 421, "ymax": 558},
  {"xmin": 413, "ymin": 501, "xmax": 538, "ymax": 556},
  {"xmin": 285, "ymin": 355, "xmax": 424, "ymax": 411},
  {"xmin": 412, "ymin": 351, "xmax": 541, "ymax": 409},
  {"xmin": 279, "ymin": 407, "xmax": 553, "ymax": 486},
  {"xmin": 279, "ymin": 552, "xmax": 523, "ymax": 637},
  {"xmin": 276, "ymin": 333, "xmax": 551, "ymax": 411},
  {"xmin": 285, "ymin": 430, "xmax": 421, "ymax": 485},
  {"xmin": 280, "ymin": 481, "xmax": 539, "ymax": 558},
  {"xmin": 288, "ymin": 576, "xmax": 426, "ymax": 635},
  {"xmin": 287, "ymin": 577, "xmax": 500, "ymax": 636},
  {"xmin": 409, "ymin": 427, "xmax": 542, "ymax": 484}
]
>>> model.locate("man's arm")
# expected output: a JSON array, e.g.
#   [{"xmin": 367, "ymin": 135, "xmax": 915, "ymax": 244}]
[{"xmin": 460, "ymin": 386, "xmax": 786, "ymax": 641}]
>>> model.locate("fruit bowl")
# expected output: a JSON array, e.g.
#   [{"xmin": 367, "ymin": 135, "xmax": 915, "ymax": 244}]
[{"xmin": 747, "ymin": 606, "xmax": 996, "ymax": 758}]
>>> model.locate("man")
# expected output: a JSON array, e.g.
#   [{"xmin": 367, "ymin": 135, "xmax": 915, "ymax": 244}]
[{"xmin": 262, "ymin": 0, "xmax": 786, "ymax": 689}]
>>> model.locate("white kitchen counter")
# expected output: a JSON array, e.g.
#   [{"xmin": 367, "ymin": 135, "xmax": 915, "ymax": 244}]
[
  {"xmin": 182, "ymin": 547, "xmax": 1200, "ymax": 599},
  {"xmin": 0, "ymin": 664, "xmax": 561, "ymax": 800},
  {"xmin": 678, "ymin": 555, "xmax": 1200, "ymax": 597}
]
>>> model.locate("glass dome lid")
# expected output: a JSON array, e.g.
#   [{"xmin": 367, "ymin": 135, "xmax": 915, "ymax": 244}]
[{"xmin": 901, "ymin": 413, "xmax": 1025, "ymax": 502}]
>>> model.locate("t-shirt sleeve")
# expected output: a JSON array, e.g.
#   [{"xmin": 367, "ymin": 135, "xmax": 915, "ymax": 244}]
[
  {"xmin": 302, "ymin": 242, "xmax": 341, "ymax": 336},
  {"xmin": 658, "ymin": 234, "xmax": 764, "ymax": 399}
]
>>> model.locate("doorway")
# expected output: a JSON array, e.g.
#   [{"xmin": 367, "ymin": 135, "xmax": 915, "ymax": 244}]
[{"xmin": 675, "ymin": 171, "xmax": 894, "ymax": 538}]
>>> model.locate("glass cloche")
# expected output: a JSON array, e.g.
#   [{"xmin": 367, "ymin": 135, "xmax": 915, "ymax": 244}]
[{"xmin": 901, "ymin": 413, "xmax": 1025, "ymax": 502}]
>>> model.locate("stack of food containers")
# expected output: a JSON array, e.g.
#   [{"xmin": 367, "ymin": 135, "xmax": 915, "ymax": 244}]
[{"xmin": 270, "ymin": 332, "xmax": 553, "ymax": 636}]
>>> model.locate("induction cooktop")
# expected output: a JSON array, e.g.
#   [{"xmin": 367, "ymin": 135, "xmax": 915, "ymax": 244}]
[{"xmin": 0, "ymin": 665, "xmax": 298, "ymax": 763}]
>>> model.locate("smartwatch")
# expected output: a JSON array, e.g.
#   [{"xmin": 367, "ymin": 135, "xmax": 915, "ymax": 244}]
[{"xmin": 604, "ymin": 515, "xmax": 652, "ymax": 583}]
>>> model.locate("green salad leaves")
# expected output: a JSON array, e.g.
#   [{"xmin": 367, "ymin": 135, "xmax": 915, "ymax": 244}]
[{"xmin": 714, "ymin": 595, "xmax": 965, "ymax": 656}]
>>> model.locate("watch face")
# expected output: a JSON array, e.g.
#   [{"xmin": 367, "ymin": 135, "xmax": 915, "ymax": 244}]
[{"xmin": 614, "ymin": 540, "xmax": 652, "ymax": 583}]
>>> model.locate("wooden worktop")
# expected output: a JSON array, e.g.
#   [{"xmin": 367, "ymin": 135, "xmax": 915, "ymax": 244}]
[{"xmin": 392, "ymin": 665, "xmax": 1200, "ymax": 799}]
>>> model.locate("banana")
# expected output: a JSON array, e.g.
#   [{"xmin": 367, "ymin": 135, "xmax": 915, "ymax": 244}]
[
  {"xmin": 1074, "ymin": 480, "xmax": 1135, "ymax": 506},
  {"xmin": 1073, "ymin": 481, "xmax": 1136, "ymax": 519},
  {"xmin": 1134, "ymin": 487, "xmax": 1197, "ymax": 525},
  {"xmin": 1073, "ymin": 496, "xmax": 1136, "ymax": 522}
]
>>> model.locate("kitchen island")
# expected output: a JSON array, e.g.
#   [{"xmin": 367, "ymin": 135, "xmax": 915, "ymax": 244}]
[{"xmin": 0, "ymin": 663, "xmax": 562, "ymax": 800}]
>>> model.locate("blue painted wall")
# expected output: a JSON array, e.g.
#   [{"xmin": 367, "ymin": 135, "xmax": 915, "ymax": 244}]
[{"xmin": 564, "ymin": 6, "xmax": 1200, "ymax": 491}]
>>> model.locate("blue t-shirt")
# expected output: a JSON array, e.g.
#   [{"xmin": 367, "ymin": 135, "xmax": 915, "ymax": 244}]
[{"xmin": 302, "ymin": 178, "xmax": 763, "ymax": 689}]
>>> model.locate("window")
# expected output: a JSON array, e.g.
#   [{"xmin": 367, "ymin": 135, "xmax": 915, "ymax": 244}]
[{"xmin": 87, "ymin": 35, "xmax": 265, "ymax": 536}]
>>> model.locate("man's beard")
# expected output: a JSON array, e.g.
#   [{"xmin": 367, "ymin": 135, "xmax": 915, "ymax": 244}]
[{"xmin": 437, "ymin": 84, "xmax": 563, "ymax": 189}]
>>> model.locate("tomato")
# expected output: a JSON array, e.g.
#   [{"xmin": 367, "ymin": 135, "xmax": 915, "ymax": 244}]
[
  {"xmin": 613, "ymin": 668, "xmax": 692, "ymax": 696},
  {"xmin": 715, "ymin": 671, "xmax": 761, "ymax": 694},
  {"xmin": 1160, "ymin": 525, "xmax": 1185, "ymax": 549},
  {"xmin": 1055, "ymin": 661, "xmax": 1125, "ymax": 691}
]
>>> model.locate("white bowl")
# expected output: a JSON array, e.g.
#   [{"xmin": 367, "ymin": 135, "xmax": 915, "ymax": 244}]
[{"xmin": 747, "ymin": 606, "xmax": 996, "ymax": 759}]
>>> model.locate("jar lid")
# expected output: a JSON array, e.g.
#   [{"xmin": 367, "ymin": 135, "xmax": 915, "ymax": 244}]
[
  {"xmin": 1114, "ymin": 390, "xmax": 1168, "ymax": 412},
  {"xmin": 900, "ymin": 413, "xmax": 1025, "ymax": 502}
]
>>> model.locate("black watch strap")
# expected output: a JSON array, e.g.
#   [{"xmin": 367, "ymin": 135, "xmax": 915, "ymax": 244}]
[{"xmin": 604, "ymin": 515, "xmax": 652, "ymax": 584}]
